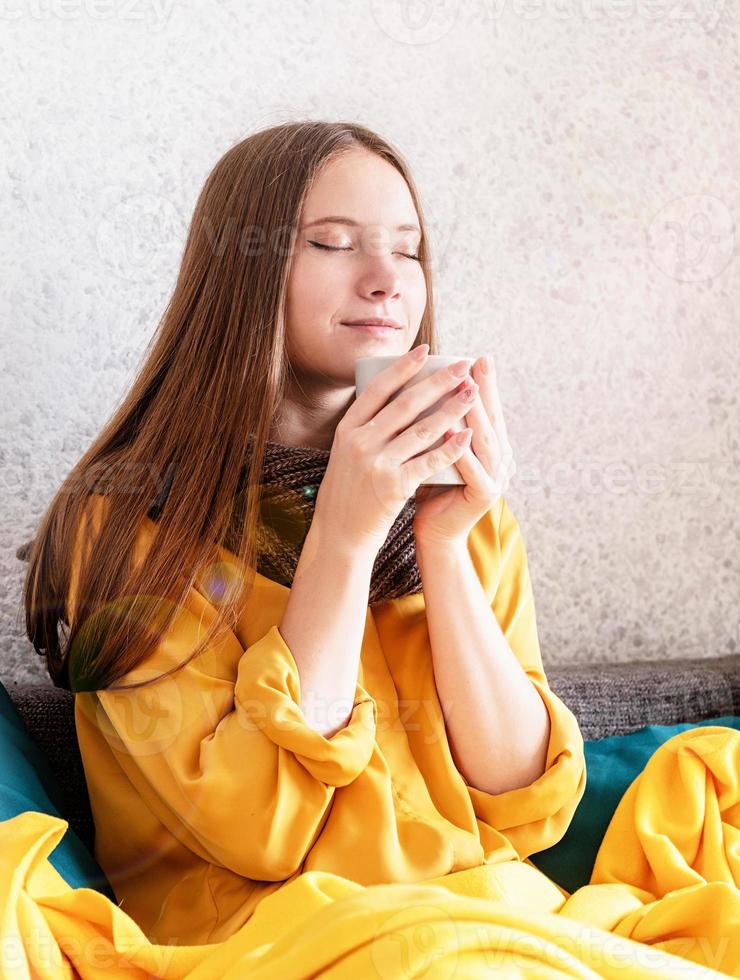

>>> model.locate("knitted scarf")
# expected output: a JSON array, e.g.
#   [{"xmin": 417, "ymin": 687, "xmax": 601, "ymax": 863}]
[
  {"xmin": 16, "ymin": 441, "xmax": 424, "ymax": 606},
  {"xmin": 221, "ymin": 438, "xmax": 424, "ymax": 606}
]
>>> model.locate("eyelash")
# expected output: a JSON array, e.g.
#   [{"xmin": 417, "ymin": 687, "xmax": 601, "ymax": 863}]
[{"xmin": 308, "ymin": 241, "xmax": 421, "ymax": 262}]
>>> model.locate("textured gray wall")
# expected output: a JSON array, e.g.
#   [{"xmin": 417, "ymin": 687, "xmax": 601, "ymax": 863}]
[{"xmin": 2, "ymin": 0, "xmax": 738, "ymax": 687}]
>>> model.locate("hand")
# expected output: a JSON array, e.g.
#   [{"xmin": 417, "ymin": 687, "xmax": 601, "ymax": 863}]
[
  {"xmin": 413, "ymin": 354, "xmax": 516, "ymax": 547},
  {"xmin": 314, "ymin": 347, "xmax": 482, "ymax": 559}
]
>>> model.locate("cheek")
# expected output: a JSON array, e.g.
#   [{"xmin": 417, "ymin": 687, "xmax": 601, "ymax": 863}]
[
  {"xmin": 291, "ymin": 253, "xmax": 346, "ymax": 310},
  {"xmin": 287, "ymin": 257, "xmax": 323, "ymax": 315},
  {"xmin": 285, "ymin": 262, "xmax": 343, "ymax": 349},
  {"xmin": 407, "ymin": 265, "xmax": 427, "ymax": 310}
]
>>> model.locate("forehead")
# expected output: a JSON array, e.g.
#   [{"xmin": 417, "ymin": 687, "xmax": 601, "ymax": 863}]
[{"xmin": 302, "ymin": 149, "xmax": 419, "ymax": 230}]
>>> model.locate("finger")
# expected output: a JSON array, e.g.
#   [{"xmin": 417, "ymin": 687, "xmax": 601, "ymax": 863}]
[
  {"xmin": 452, "ymin": 441, "xmax": 497, "ymax": 498},
  {"xmin": 465, "ymin": 400, "xmax": 502, "ymax": 481},
  {"xmin": 466, "ymin": 442, "xmax": 508, "ymax": 498},
  {"xmin": 473, "ymin": 355, "xmax": 511, "ymax": 456},
  {"xmin": 416, "ymin": 484, "xmax": 448, "ymax": 503},
  {"xmin": 454, "ymin": 415, "xmax": 510, "ymax": 496},
  {"xmin": 349, "ymin": 345, "xmax": 430, "ymax": 429}
]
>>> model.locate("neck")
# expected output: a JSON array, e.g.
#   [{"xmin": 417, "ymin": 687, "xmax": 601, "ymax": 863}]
[{"xmin": 269, "ymin": 379, "xmax": 357, "ymax": 451}]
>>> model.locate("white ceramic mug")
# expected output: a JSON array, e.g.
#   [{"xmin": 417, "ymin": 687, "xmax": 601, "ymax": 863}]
[{"xmin": 354, "ymin": 354, "xmax": 474, "ymax": 486}]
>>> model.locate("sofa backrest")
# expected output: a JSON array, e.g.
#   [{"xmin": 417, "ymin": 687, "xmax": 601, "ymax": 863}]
[{"xmin": 5, "ymin": 654, "xmax": 739, "ymax": 855}]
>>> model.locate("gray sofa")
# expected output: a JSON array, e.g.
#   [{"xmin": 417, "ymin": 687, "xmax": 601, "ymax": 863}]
[{"xmin": 5, "ymin": 653, "xmax": 740, "ymax": 856}]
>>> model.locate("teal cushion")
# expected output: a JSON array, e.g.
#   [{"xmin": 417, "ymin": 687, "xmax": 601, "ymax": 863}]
[
  {"xmin": 529, "ymin": 715, "xmax": 740, "ymax": 894},
  {"xmin": 0, "ymin": 680, "xmax": 116, "ymax": 901}
]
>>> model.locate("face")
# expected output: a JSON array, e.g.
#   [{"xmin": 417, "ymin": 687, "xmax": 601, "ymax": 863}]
[{"xmin": 284, "ymin": 147, "xmax": 427, "ymax": 387}]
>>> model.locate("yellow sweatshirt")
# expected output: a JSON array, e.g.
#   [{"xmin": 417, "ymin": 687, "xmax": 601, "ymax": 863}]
[{"xmin": 70, "ymin": 491, "xmax": 587, "ymax": 947}]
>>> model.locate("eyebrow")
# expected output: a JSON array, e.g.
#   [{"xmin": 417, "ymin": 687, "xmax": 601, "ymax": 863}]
[{"xmin": 301, "ymin": 215, "xmax": 421, "ymax": 234}]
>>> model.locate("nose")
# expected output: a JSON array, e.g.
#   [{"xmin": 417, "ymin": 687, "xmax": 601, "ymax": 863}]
[{"xmin": 356, "ymin": 254, "xmax": 403, "ymax": 302}]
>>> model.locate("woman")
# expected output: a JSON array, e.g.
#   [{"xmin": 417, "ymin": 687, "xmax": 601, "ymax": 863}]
[{"xmin": 17, "ymin": 121, "xmax": 739, "ymax": 977}]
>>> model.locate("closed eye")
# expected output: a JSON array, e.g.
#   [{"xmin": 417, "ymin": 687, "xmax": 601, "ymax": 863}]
[
  {"xmin": 309, "ymin": 241, "xmax": 351, "ymax": 252},
  {"xmin": 308, "ymin": 241, "xmax": 421, "ymax": 261}
]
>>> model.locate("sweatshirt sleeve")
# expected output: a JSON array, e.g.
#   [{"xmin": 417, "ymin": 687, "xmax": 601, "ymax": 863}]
[
  {"xmin": 462, "ymin": 497, "xmax": 587, "ymax": 860},
  {"xmin": 79, "ymin": 575, "xmax": 378, "ymax": 883}
]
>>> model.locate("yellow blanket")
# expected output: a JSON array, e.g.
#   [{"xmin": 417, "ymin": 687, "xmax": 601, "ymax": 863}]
[
  {"xmin": 27, "ymin": 493, "xmax": 735, "ymax": 976},
  {"xmin": 2, "ymin": 724, "xmax": 737, "ymax": 978}
]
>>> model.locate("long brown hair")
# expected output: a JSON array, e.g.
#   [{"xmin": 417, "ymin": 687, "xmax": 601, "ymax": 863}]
[{"xmin": 18, "ymin": 120, "xmax": 439, "ymax": 693}]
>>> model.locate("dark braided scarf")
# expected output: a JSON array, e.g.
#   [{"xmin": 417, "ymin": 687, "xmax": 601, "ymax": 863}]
[
  {"xmin": 227, "ymin": 439, "xmax": 424, "ymax": 606},
  {"xmin": 17, "ymin": 440, "xmax": 424, "ymax": 607}
]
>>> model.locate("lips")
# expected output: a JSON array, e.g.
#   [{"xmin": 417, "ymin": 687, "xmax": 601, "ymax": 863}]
[{"xmin": 342, "ymin": 318, "xmax": 402, "ymax": 329}]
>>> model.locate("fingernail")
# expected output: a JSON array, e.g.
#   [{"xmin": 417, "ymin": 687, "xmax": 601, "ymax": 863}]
[
  {"xmin": 450, "ymin": 359, "xmax": 471, "ymax": 377},
  {"xmin": 411, "ymin": 344, "xmax": 429, "ymax": 360},
  {"xmin": 480, "ymin": 356, "xmax": 490, "ymax": 375}
]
